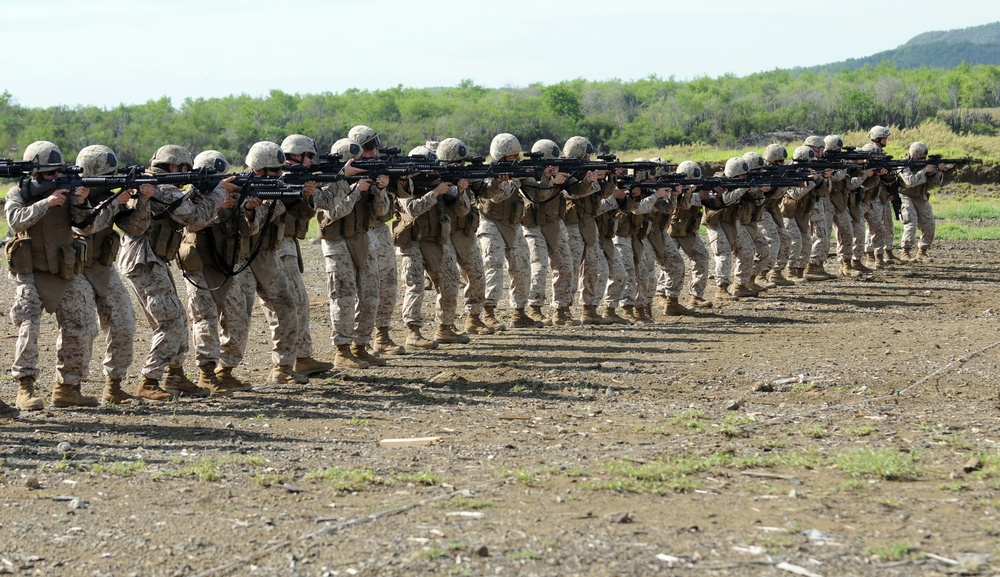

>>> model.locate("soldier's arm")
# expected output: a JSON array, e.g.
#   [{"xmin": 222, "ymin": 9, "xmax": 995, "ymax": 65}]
[{"xmin": 4, "ymin": 187, "xmax": 50, "ymax": 233}]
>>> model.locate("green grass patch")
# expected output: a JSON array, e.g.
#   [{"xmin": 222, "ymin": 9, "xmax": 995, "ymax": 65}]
[
  {"xmin": 394, "ymin": 472, "xmax": 442, "ymax": 486},
  {"xmin": 303, "ymin": 467, "xmax": 388, "ymax": 491},
  {"xmin": 90, "ymin": 460, "xmax": 147, "ymax": 477},
  {"xmin": 252, "ymin": 472, "xmax": 295, "ymax": 487},
  {"xmin": 444, "ymin": 498, "xmax": 496, "ymax": 510},
  {"xmin": 670, "ymin": 408, "xmax": 708, "ymax": 432},
  {"xmin": 865, "ymin": 541, "xmax": 919, "ymax": 562},
  {"xmin": 509, "ymin": 549, "xmax": 542, "ymax": 561},
  {"xmin": 847, "ymin": 424, "xmax": 876, "ymax": 437},
  {"xmin": 801, "ymin": 425, "xmax": 829, "ymax": 439},
  {"xmin": 834, "ymin": 447, "xmax": 923, "ymax": 481}
]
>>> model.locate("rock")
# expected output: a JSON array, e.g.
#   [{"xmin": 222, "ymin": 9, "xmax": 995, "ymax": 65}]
[
  {"xmin": 472, "ymin": 545, "xmax": 489, "ymax": 557},
  {"xmin": 282, "ymin": 483, "xmax": 304, "ymax": 494},
  {"xmin": 57, "ymin": 442, "xmax": 73, "ymax": 455},
  {"xmin": 963, "ymin": 457, "xmax": 982, "ymax": 473},
  {"xmin": 754, "ymin": 383, "xmax": 774, "ymax": 393},
  {"xmin": 605, "ymin": 511, "xmax": 632, "ymax": 524},
  {"xmin": 788, "ymin": 489, "xmax": 801, "ymax": 498},
  {"xmin": 723, "ymin": 399, "xmax": 741, "ymax": 411},
  {"xmin": 24, "ymin": 477, "xmax": 41, "ymax": 490}
]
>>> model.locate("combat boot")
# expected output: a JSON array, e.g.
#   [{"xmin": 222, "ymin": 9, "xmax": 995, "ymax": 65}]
[
  {"xmin": 215, "ymin": 366, "xmax": 254, "ymax": 392},
  {"xmin": 510, "ymin": 308, "xmax": 542, "ymax": 328},
  {"xmin": 767, "ymin": 269, "xmax": 794, "ymax": 287},
  {"xmin": 51, "ymin": 383, "xmax": 99, "ymax": 408},
  {"xmin": 268, "ymin": 365, "xmax": 309, "ymax": 385},
  {"xmin": 334, "ymin": 344, "xmax": 369, "ymax": 369},
  {"xmin": 134, "ymin": 376, "xmax": 174, "ymax": 401},
  {"xmin": 621, "ymin": 305, "xmax": 638, "ymax": 323},
  {"xmin": 482, "ymin": 306, "xmax": 507, "ymax": 332},
  {"xmin": 374, "ymin": 326, "xmax": 406, "ymax": 356},
  {"xmin": 886, "ymin": 248, "xmax": 905, "ymax": 263},
  {"xmin": 634, "ymin": 306, "xmax": 654, "ymax": 324},
  {"xmin": 864, "ymin": 251, "xmax": 877, "ymax": 267},
  {"xmin": 715, "ymin": 284, "xmax": 733, "ymax": 301},
  {"xmin": 602, "ymin": 306, "xmax": 631, "ymax": 325},
  {"xmin": 917, "ymin": 246, "xmax": 930, "ymax": 261},
  {"xmin": 293, "ymin": 356, "xmax": 334, "ymax": 377},
  {"xmin": 786, "ymin": 267, "xmax": 807, "ymax": 283},
  {"xmin": 839, "ymin": 260, "xmax": 861, "ymax": 278},
  {"xmin": 748, "ymin": 275, "xmax": 768, "ymax": 292},
  {"xmin": 464, "ymin": 312, "xmax": 495, "ymax": 335},
  {"xmin": 0, "ymin": 398, "xmax": 18, "ymax": 419},
  {"xmin": 435, "ymin": 324, "xmax": 471, "ymax": 344},
  {"xmin": 197, "ymin": 363, "xmax": 234, "ymax": 396},
  {"xmin": 405, "ymin": 323, "xmax": 438, "ymax": 351},
  {"xmin": 851, "ymin": 259, "xmax": 872, "ymax": 273},
  {"xmin": 101, "ymin": 377, "xmax": 133, "ymax": 405},
  {"xmin": 899, "ymin": 247, "xmax": 913, "ymax": 262},
  {"xmin": 552, "ymin": 307, "xmax": 575, "ymax": 326},
  {"xmin": 163, "ymin": 365, "xmax": 210, "ymax": 398},
  {"xmin": 15, "ymin": 376, "xmax": 44, "ymax": 411},
  {"xmin": 351, "ymin": 343, "xmax": 386, "ymax": 367},
  {"xmin": 755, "ymin": 274, "xmax": 778, "ymax": 290},
  {"xmin": 688, "ymin": 295, "xmax": 713, "ymax": 309},
  {"xmin": 664, "ymin": 296, "xmax": 691, "ymax": 316},
  {"xmin": 730, "ymin": 283, "xmax": 757, "ymax": 299},
  {"xmin": 527, "ymin": 305, "xmax": 551, "ymax": 326},
  {"xmin": 803, "ymin": 262, "xmax": 832, "ymax": 282},
  {"xmin": 580, "ymin": 305, "xmax": 612, "ymax": 325}
]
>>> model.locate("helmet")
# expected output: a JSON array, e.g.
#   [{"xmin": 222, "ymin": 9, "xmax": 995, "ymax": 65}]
[
  {"xmin": 530, "ymin": 139, "xmax": 560, "ymax": 160},
  {"xmin": 193, "ymin": 150, "xmax": 231, "ymax": 174},
  {"xmin": 763, "ymin": 144, "xmax": 787, "ymax": 163},
  {"xmin": 23, "ymin": 141, "xmax": 64, "ymax": 172},
  {"xmin": 245, "ymin": 141, "xmax": 286, "ymax": 171},
  {"xmin": 824, "ymin": 134, "xmax": 844, "ymax": 152},
  {"xmin": 742, "ymin": 151, "xmax": 765, "ymax": 171},
  {"xmin": 424, "ymin": 140, "xmax": 440, "ymax": 151},
  {"xmin": 408, "ymin": 145, "xmax": 437, "ymax": 160},
  {"xmin": 676, "ymin": 160, "xmax": 703, "ymax": 179},
  {"xmin": 280, "ymin": 134, "xmax": 318, "ymax": 157},
  {"xmin": 348, "ymin": 125, "xmax": 381, "ymax": 150},
  {"xmin": 908, "ymin": 141, "xmax": 929, "ymax": 159},
  {"xmin": 804, "ymin": 135, "xmax": 825, "ymax": 148},
  {"xmin": 792, "ymin": 145, "xmax": 817, "ymax": 162},
  {"xmin": 490, "ymin": 133, "xmax": 522, "ymax": 160},
  {"xmin": 437, "ymin": 138, "xmax": 468, "ymax": 162},
  {"xmin": 75, "ymin": 145, "xmax": 118, "ymax": 177},
  {"xmin": 563, "ymin": 136, "xmax": 594, "ymax": 159},
  {"xmin": 331, "ymin": 138, "xmax": 363, "ymax": 161},
  {"xmin": 868, "ymin": 125, "xmax": 891, "ymax": 141},
  {"xmin": 150, "ymin": 144, "xmax": 194, "ymax": 169},
  {"xmin": 861, "ymin": 143, "xmax": 880, "ymax": 152},
  {"xmin": 724, "ymin": 157, "xmax": 750, "ymax": 178}
]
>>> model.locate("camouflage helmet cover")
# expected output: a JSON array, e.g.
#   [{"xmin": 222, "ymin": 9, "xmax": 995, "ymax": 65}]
[
  {"xmin": 763, "ymin": 144, "xmax": 788, "ymax": 163},
  {"xmin": 530, "ymin": 139, "xmax": 561, "ymax": 160},
  {"xmin": 792, "ymin": 145, "xmax": 817, "ymax": 162},
  {"xmin": 803, "ymin": 135, "xmax": 825, "ymax": 148},
  {"xmin": 245, "ymin": 141, "xmax": 286, "ymax": 171},
  {"xmin": 724, "ymin": 157, "xmax": 750, "ymax": 178},
  {"xmin": 193, "ymin": 150, "xmax": 231, "ymax": 175},
  {"xmin": 436, "ymin": 138, "xmax": 468, "ymax": 162},
  {"xmin": 490, "ymin": 133, "xmax": 522, "ymax": 160},
  {"xmin": 348, "ymin": 125, "xmax": 380, "ymax": 149},
  {"xmin": 563, "ymin": 135, "xmax": 594, "ymax": 159},
  {"xmin": 823, "ymin": 134, "xmax": 844, "ymax": 152},
  {"xmin": 75, "ymin": 145, "xmax": 118, "ymax": 177},
  {"xmin": 331, "ymin": 138, "xmax": 363, "ymax": 161},
  {"xmin": 868, "ymin": 125, "xmax": 891, "ymax": 141},
  {"xmin": 676, "ymin": 160, "xmax": 703, "ymax": 179},
  {"xmin": 23, "ymin": 140, "xmax": 64, "ymax": 172},
  {"xmin": 742, "ymin": 151, "xmax": 765, "ymax": 170},
  {"xmin": 150, "ymin": 144, "xmax": 194, "ymax": 168},
  {"xmin": 908, "ymin": 141, "xmax": 929, "ymax": 159},
  {"xmin": 280, "ymin": 134, "xmax": 318, "ymax": 157}
]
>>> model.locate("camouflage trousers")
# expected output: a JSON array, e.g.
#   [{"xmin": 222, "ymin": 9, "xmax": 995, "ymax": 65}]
[
  {"xmin": 601, "ymin": 234, "xmax": 628, "ymax": 306},
  {"xmin": 648, "ymin": 228, "xmax": 687, "ymax": 298},
  {"xmin": 865, "ymin": 197, "xmax": 893, "ymax": 255},
  {"xmin": 761, "ymin": 211, "xmax": 790, "ymax": 272},
  {"xmin": 477, "ymin": 218, "xmax": 530, "ymax": 309},
  {"xmin": 831, "ymin": 204, "xmax": 856, "ymax": 263},
  {"xmin": 253, "ymin": 253, "xmax": 299, "ymax": 367},
  {"xmin": 614, "ymin": 235, "xmax": 655, "ymax": 308},
  {"xmin": 900, "ymin": 195, "xmax": 935, "ymax": 250},
  {"xmin": 322, "ymin": 235, "xmax": 378, "ymax": 346},
  {"xmin": 665, "ymin": 233, "xmax": 710, "ymax": 299},
  {"xmin": 745, "ymin": 219, "xmax": 769, "ymax": 277},
  {"xmin": 184, "ymin": 267, "xmax": 249, "ymax": 368},
  {"xmin": 398, "ymin": 241, "xmax": 459, "ymax": 327},
  {"xmin": 451, "ymin": 228, "xmax": 487, "ymax": 314},
  {"xmin": 858, "ymin": 199, "xmax": 889, "ymax": 257},
  {"xmin": 808, "ymin": 199, "xmax": 831, "ymax": 265},
  {"xmin": 10, "ymin": 273, "xmax": 97, "ymax": 386},
  {"xmin": 123, "ymin": 262, "xmax": 188, "ymax": 380},
  {"xmin": 369, "ymin": 223, "xmax": 398, "ymax": 329},
  {"xmin": 219, "ymin": 268, "xmax": 256, "ymax": 368},
  {"xmin": 278, "ymin": 248, "xmax": 314, "ymax": 359},
  {"xmin": 94, "ymin": 267, "xmax": 136, "ymax": 380},
  {"xmin": 706, "ymin": 221, "xmax": 753, "ymax": 286},
  {"xmin": 523, "ymin": 221, "xmax": 574, "ymax": 309},
  {"xmin": 783, "ymin": 212, "xmax": 811, "ymax": 269},
  {"xmin": 565, "ymin": 216, "xmax": 608, "ymax": 307}
]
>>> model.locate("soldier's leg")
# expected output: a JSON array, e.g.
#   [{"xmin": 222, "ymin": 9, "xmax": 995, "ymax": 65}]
[
  {"xmin": 323, "ymin": 239, "xmax": 358, "ymax": 346},
  {"xmin": 422, "ymin": 242, "xmax": 460, "ymax": 326},
  {"xmin": 578, "ymin": 217, "xmax": 608, "ymax": 307},
  {"xmin": 564, "ymin": 223, "xmax": 584, "ymax": 303},
  {"xmin": 899, "ymin": 195, "xmax": 918, "ymax": 251},
  {"xmin": 451, "ymin": 229, "xmax": 486, "ymax": 315},
  {"xmin": 183, "ymin": 269, "xmax": 222, "ymax": 368},
  {"xmin": 612, "ymin": 235, "xmax": 636, "ymax": 308},
  {"xmin": 542, "ymin": 221, "xmax": 574, "ymax": 309},
  {"xmin": 729, "ymin": 222, "xmax": 754, "ymax": 287},
  {"xmin": 808, "ymin": 201, "xmax": 829, "ymax": 265},
  {"xmin": 125, "ymin": 263, "xmax": 189, "ymax": 380},
  {"xmin": 758, "ymin": 213, "xmax": 779, "ymax": 273},
  {"xmin": 353, "ymin": 237, "xmax": 380, "ymax": 346},
  {"xmin": 705, "ymin": 223, "xmax": 733, "ymax": 287},
  {"xmin": 96, "ymin": 270, "xmax": 136, "ymax": 380},
  {"xmin": 602, "ymin": 234, "xmax": 628, "ymax": 306},
  {"xmin": 477, "ymin": 219, "xmax": 506, "ymax": 308},
  {"xmin": 914, "ymin": 196, "xmax": 935, "ymax": 249},
  {"xmin": 254, "ymin": 264, "xmax": 299, "ymax": 368},
  {"xmin": 636, "ymin": 238, "xmax": 657, "ymax": 309},
  {"xmin": 398, "ymin": 244, "xmax": 426, "ymax": 327},
  {"xmin": 279, "ymin": 251, "xmax": 313, "ymax": 360},
  {"xmin": 10, "ymin": 274, "xmax": 43, "ymax": 381},
  {"xmin": 369, "ymin": 223, "xmax": 398, "ymax": 329},
  {"xmin": 782, "ymin": 217, "xmax": 803, "ymax": 270},
  {"xmin": 220, "ymin": 268, "xmax": 255, "ymax": 369},
  {"xmin": 54, "ymin": 275, "xmax": 98, "ymax": 387},
  {"xmin": 523, "ymin": 225, "xmax": 548, "ymax": 307}
]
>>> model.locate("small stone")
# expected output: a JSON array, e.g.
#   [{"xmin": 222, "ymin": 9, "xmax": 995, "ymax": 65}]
[
  {"xmin": 754, "ymin": 383, "xmax": 774, "ymax": 393},
  {"xmin": 25, "ymin": 477, "xmax": 41, "ymax": 490},
  {"xmin": 282, "ymin": 484, "xmax": 303, "ymax": 494},
  {"xmin": 68, "ymin": 498, "xmax": 85, "ymax": 510},
  {"xmin": 57, "ymin": 442, "xmax": 73, "ymax": 455},
  {"xmin": 724, "ymin": 399, "xmax": 741, "ymax": 411},
  {"xmin": 605, "ymin": 511, "xmax": 632, "ymax": 524},
  {"xmin": 788, "ymin": 489, "xmax": 801, "ymax": 498},
  {"xmin": 224, "ymin": 421, "xmax": 234, "ymax": 429},
  {"xmin": 473, "ymin": 545, "xmax": 489, "ymax": 557},
  {"xmin": 963, "ymin": 457, "xmax": 982, "ymax": 473}
]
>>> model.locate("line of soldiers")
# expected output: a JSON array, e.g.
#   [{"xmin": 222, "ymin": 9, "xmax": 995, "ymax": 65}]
[{"xmin": 0, "ymin": 125, "xmax": 946, "ymax": 419}]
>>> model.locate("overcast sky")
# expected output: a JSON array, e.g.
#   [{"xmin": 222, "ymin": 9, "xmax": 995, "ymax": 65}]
[{"xmin": 4, "ymin": 0, "xmax": 995, "ymax": 109}]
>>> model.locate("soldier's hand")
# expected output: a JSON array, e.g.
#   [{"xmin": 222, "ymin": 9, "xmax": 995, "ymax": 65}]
[
  {"xmin": 457, "ymin": 178, "xmax": 469, "ymax": 192},
  {"xmin": 865, "ymin": 168, "xmax": 876, "ymax": 177},
  {"xmin": 433, "ymin": 182, "xmax": 452, "ymax": 197},
  {"xmin": 496, "ymin": 175, "xmax": 511, "ymax": 184},
  {"xmin": 302, "ymin": 180, "xmax": 317, "ymax": 200},
  {"xmin": 46, "ymin": 189, "xmax": 69, "ymax": 208},
  {"xmin": 585, "ymin": 170, "xmax": 600, "ymax": 183},
  {"xmin": 221, "ymin": 191, "xmax": 239, "ymax": 210},
  {"xmin": 552, "ymin": 172, "xmax": 568, "ymax": 185},
  {"xmin": 220, "ymin": 175, "xmax": 241, "ymax": 193},
  {"xmin": 342, "ymin": 159, "xmax": 366, "ymax": 178},
  {"xmin": 117, "ymin": 190, "xmax": 132, "ymax": 205},
  {"xmin": 138, "ymin": 183, "xmax": 156, "ymax": 200},
  {"xmin": 74, "ymin": 186, "xmax": 90, "ymax": 203},
  {"xmin": 543, "ymin": 166, "xmax": 559, "ymax": 178},
  {"xmin": 612, "ymin": 188, "xmax": 627, "ymax": 200},
  {"xmin": 244, "ymin": 197, "xmax": 263, "ymax": 211},
  {"xmin": 375, "ymin": 174, "xmax": 390, "ymax": 188},
  {"xmin": 654, "ymin": 187, "xmax": 670, "ymax": 199},
  {"xmin": 356, "ymin": 178, "xmax": 373, "ymax": 193}
]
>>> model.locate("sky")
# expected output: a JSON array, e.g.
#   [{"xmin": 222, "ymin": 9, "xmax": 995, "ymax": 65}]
[{"xmin": 4, "ymin": 0, "xmax": 996, "ymax": 109}]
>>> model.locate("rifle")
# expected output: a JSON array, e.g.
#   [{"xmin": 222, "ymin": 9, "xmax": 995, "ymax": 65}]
[
  {"xmin": 0, "ymin": 158, "xmax": 67, "ymax": 178},
  {"xmin": 518, "ymin": 152, "xmax": 672, "ymax": 175}
]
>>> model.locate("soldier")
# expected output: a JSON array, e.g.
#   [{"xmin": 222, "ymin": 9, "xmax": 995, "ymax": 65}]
[
  {"xmin": 897, "ymin": 141, "xmax": 943, "ymax": 261},
  {"xmin": 662, "ymin": 160, "xmax": 713, "ymax": 309},
  {"xmin": 6, "ymin": 142, "xmax": 107, "ymax": 409},
  {"xmin": 823, "ymin": 135, "xmax": 869, "ymax": 278},
  {"xmin": 279, "ymin": 135, "xmax": 334, "ymax": 376},
  {"xmin": 703, "ymin": 157, "xmax": 756, "ymax": 299},
  {"xmin": 312, "ymin": 137, "xmax": 389, "ymax": 368},
  {"xmin": 119, "ymin": 144, "xmax": 236, "ymax": 400},
  {"xmin": 864, "ymin": 125, "xmax": 903, "ymax": 266},
  {"xmin": 178, "ymin": 150, "xmax": 260, "ymax": 395},
  {"xmin": 75, "ymin": 145, "xmax": 154, "ymax": 404},
  {"xmin": 393, "ymin": 148, "xmax": 471, "ymax": 349},
  {"xmin": 348, "ymin": 125, "xmax": 407, "ymax": 356},
  {"xmin": 782, "ymin": 146, "xmax": 826, "ymax": 282},
  {"xmin": 478, "ymin": 133, "xmax": 540, "ymax": 329},
  {"xmin": 856, "ymin": 142, "xmax": 891, "ymax": 271},
  {"xmin": 243, "ymin": 141, "xmax": 311, "ymax": 385},
  {"xmin": 617, "ymin": 179, "xmax": 673, "ymax": 323},
  {"xmin": 802, "ymin": 136, "xmax": 837, "ymax": 281},
  {"xmin": 760, "ymin": 145, "xmax": 796, "ymax": 287},
  {"xmin": 741, "ymin": 151, "xmax": 776, "ymax": 290},
  {"xmin": 520, "ymin": 139, "xmax": 575, "ymax": 326},
  {"xmin": 596, "ymin": 174, "xmax": 632, "ymax": 324}
]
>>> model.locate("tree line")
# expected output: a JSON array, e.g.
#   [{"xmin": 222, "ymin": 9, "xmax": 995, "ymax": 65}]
[{"xmin": 2, "ymin": 62, "xmax": 999, "ymax": 167}]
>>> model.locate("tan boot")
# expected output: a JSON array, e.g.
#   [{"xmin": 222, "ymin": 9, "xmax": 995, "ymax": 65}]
[
  {"xmin": 405, "ymin": 323, "xmax": 438, "ymax": 351},
  {"xmin": 269, "ymin": 365, "xmax": 308, "ymax": 385},
  {"xmin": 864, "ymin": 252, "xmax": 877, "ymax": 266},
  {"xmin": 917, "ymin": 246, "xmax": 929, "ymax": 260},
  {"xmin": 101, "ymin": 377, "xmax": 133, "ymax": 405},
  {"xmin": 51, "ymin": 383, "xmax": 99, "ymax": 408},
  {"xmin": 293, "ymin": 356, "xmax": 334, "ymax": 376},
  {"xmin": 215, "ymin": 366, "xmax": 254, "ymax": 392},
  {"xmin": 134, "ymin": 376, "xmax": 174, "ymax": 401},
  {"xmin": 15, "ymin": 376, "xmax": 44, "ymax": 411},
  {"xmin": 664, "ymin": 296, "xmax": 691, "ymax": 316},
  {"xmin": 839, "ymin": 260, "xmax": 861, "ymax": 278},
  {"xmin": 374, "ymin": 326, "xmax": 406, "ymax": 356},
  {"xmin": 510, "ymin": 308, "xmax": 542, "ymax": 328},
  {"xmin": 851, "ymin": 259, "xmax": 872, "ymax": 273},
  {"xmin": 580, "ymin": 304, "xmax": 612, "ymax": 325},
  {"xmin": 0, "ymin": 398, "xmax": 18, "ymax": 419},
  {"xmin": 482, "ymin": 306, "xmax": 507, "ymax": 332},
  {"xmin": 197, "ymin": 363, "xmax": 235, "ymax": 396},
  {"xmin": 527, "ymin": 305, "xmax": 551, "ymax": 326},
  {"xmin": 603, "ymin": 306, "xmax": 631, "ymax": 325},
  {"xmin": 464, "ymin": 312, "xmax": 495, "ymax": 335},
  {"xmin": 786, "ymin": 267, "xmax": 807, "ymax": 283},
  {"xmin": 552, "ymin": 307, "xmax": 575, "ymax": 326},
  {"xmin": 688, "ymin": 295, "xmax": 713, "ymax": 309},
  {"xmin": 334, "ymin": 344, "xmax": 369, "ymax": 369},
  {"xmin": 730, "ymin": 283, "xmax": 756, "ymax": 298},
  {"xmin": 621, "ymin": 305, "xmax": 638, "ymax": 323},
  {"xmin": 634, "ymin": 306, "xmax": 653, "ymax": 324},
  {"xmin": 803, "ymin": 262, "xmax": 831, "ymax": 282},
  {"xmin": 715, "ymin": 284, "xmax": 733, "ymax": 301},
  {"xmin": 767, "ymin": 269, "xmax": 794, "ymax": 287},
  {"xmin": 756, "ymin": 274, "xmax": 778, "ymax": 290},
  {"xmin": 351, "ymin": 343, "xmax": 386, "ymax": 367},
  {"xmin": 163, "ymin": 366, "xmax": 209, "ymax": 398},
  {"xmin": 434, "ymin": 324, "xmax": 471, "ymax": 344},
  {"xmin": 887, "ymin": 248, "xmax": 905, "ymax": 263}
]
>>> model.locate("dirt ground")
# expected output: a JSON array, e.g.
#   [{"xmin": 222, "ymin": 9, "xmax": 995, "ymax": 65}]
[{"xmin": 1, "ymin": 238, "xmax": 999, "ymax": 577}]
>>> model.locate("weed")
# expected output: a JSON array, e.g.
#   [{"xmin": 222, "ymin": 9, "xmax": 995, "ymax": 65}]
[
  {"xmin": 509, "ymin": 549, "xmax": 542, "ymax": 561},
  {"xmin": 345, "ymin": 416, "xmax": 371, "ymax": 427},
  {"xmin": 938, "ymin": 481, "xmax": 970, "ymax": 492},
  {"xmin": 446, "ymin": 498, "xmax": 495, "ymax": 510},
  {"xmin": 718, "ymin": 414, "xmax": 754, "ymax": 438},
  {"xmin": 834, "ymin": 447, "xmax": 923, "ymax": 481},
  {"xmin": 90, "ymin": 460, "xmax": 146, "ymax": 477},
  {"xmin": 847, "ymin": 424, "xmax": 876, "ymax": 437},
  {"xmin": 791, "ymin": 382, "xmax": 816, "ymax": 392},
  {"xmin": 670, "ymin": 408, "xmax": 709, "ymax": 432},
  {"xmin": 981, "ymin": 525, "xmax": 1000, "ymax": 537},
  {"xmin": 865, "ymin": 541, "xmax": 917, "ymax": 562},
  {"xmin": 304, "ymin": 467, "xmax": 388, "ymax": 491},
  {"xmin": 252, "ymin": 472, "xmax": 295, "ymax": 487},
  {"xmin": 802, "ymin": 425, "xmax": 828, "ymax": 439},
  {"xmin": 171, "ymin": 457, "xmax": 230, "ymax": 482},
  {"xmin": 752, "ymin": 533, "xmax": 801, "ymax": 554},
  {"xmin": 394, "ymin": 472, "xmax": 441, "ymax": 486}
]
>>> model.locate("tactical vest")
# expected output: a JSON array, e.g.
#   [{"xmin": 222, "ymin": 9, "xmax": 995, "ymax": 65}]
[
  {"xmin": 668, "ymin": 205, "xmax": 702, "ymax": 238},
  {"xmin": 412, "ymin": 196, "xmax": 448, "ymax": 243},
  {"xmin": 780, "ymin": 189, "xmax": 816, "ymax": 219},
  {"xmin": 178, "ymin": 209, "xmax": 251, "ymax": 273},
  {"xmin": 319, "ymin": 189, "xmax": 374, "ymax": 242},
  {"xmin": 24, "ymin": 194, "xmax": 83, "ymax": 278},
  {"xmin": 523, "ymin": 186, "xmax": 564, "ymax": 227},
  {"xmin": 282, "ymin": 200, "xmax": 314, "ymax": 240},
  {"xmin": 448, "ymin": 192, "xmax": 480, "ymax": 237},
  {"xmin": 479, "ymin": 190, "xmax": 524, "ymax": 225}
]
